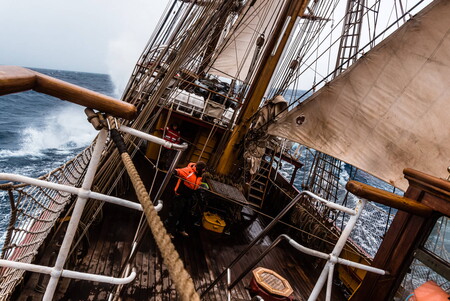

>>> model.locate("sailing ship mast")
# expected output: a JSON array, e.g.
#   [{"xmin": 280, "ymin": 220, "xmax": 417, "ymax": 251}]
[
  {"xmin": 1, "ymin": 0, "xmax": 448, "ymax": 300},
  {"xmin": 216, "ymin": 0, "xmax": 310, "ymax": 175}
]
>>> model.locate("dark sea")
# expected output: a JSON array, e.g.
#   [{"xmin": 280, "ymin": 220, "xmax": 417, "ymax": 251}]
[{"xmin": 0, "ymin": 68, "xmax": 116, "ymax": 245}]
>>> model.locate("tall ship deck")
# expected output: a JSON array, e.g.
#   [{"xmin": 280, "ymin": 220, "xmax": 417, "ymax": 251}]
[{"xmin": 1, "ymin": 0, "xmax": 449, "ymax": 300}]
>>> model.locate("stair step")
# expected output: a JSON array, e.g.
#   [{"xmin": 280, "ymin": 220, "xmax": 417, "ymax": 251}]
[
  {"xmin": 250, "ymin": 186, "xmax": 265, "ymax": 193},
  {"xmin": 248, "ymin": 193, "xmax": 263, "ymax": 201},
  {"xmin": 251, "ymin": 179, "xmax": 266, "ymax": 186},
  {"xmin": 255, "ymin": 172, "xmax": 268, "ymax": 177},
  {"xmin": 260, "ymin": 161, "xmax": 270, "ymax": 168},
  {"xmin": 247, "ymin": 200, "xmax": 262, "ymax": 208},
  {"xmin": 193, "ymin": 150, "xmax": 211, "ymax": 157}
]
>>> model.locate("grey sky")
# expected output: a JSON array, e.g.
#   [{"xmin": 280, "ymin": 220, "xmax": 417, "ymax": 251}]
[
  {"xmin": 1, "ymin": 0, "xmax": 433, "ymax": 95},
  {"xmin": 0, "ymin": 0, "xmax": 170, "ymax": 93}
]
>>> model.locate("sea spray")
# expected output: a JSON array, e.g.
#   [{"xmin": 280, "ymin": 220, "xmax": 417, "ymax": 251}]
[{"xmin": 0, "ymin": 68, "xmax": 115, "ymax": 247}]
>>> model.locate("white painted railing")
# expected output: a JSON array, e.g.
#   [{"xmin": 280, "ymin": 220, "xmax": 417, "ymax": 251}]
[
  {"xmin": 0, "ymin": 125, "xmax": 187, "ymax": 301},
  {"xmin": 203, "ymin": 191, "xmax": 388, "ymax": 301}
]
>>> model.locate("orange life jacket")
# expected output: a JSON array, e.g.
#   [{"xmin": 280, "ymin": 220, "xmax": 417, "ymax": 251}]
[{"xmin": 174, "ymin": 163, "xmax": 202, "ymax": 194}]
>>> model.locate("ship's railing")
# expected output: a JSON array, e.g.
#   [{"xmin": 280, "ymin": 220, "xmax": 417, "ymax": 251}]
[
  {"xmin": 201, "ymin": 190, "xmax": 388, "ymax": 301},
  {"xmin": 335, "ymin": 198, "xmax": 396, "ymax": 257},
  {"xmin": 166, "ymin": 87, "xmax": 237, "ymax": 127},
  {"xmin": 271, "ymin": 152, "xmax": 397, "ymax": 258},
  {"xmin": 153, "ymin": 75, "xmax": 241, "ymax": 128},
  {"xmin": 0, "ymin": 146, "xmax": 93, "ymax": 300},
  {"xmin": 0, "ymin": 126, "xmax": 186, "ymax": 301},
  {"xmin": 293, "ymin": 186, "xmax": 396, "ymax": 258}
]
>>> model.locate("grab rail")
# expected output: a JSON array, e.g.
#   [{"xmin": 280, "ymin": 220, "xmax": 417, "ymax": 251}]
[
  {"xmin": 201, "ymin": 192, "xmax": 388, "ymax": 301},
  {"xmin": 0, "ymin": 258, "xmax": 137, "ymax": 285},
  {"xmin": 0, "ymin": 66, "xmax": 137, "ymax": 119},
  {"xmin": 0, "ymin": 123, "xmax": 185, "ymax": 301},
  {"xmin": 229, "ymin": 233, "xmax": 387, "ymax": 301}
]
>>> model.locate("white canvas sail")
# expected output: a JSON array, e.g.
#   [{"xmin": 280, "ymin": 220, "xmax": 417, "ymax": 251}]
[
  {"xmin": 208, "ymin": 0, "xmax": 286, "ymax": 81},
  {"xmin": 268, "ymin": 0, "xmax": 450, "ymax": 190}
]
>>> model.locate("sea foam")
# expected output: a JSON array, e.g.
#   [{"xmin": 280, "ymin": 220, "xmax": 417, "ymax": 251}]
[{"xmin": 1, "ymin": 104, "xmax": 96, "ymax": 158}]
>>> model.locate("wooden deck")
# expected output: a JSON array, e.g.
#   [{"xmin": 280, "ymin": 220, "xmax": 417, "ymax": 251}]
[
  {"xmin": 18, "ymin": 200, "xmax": 347, "ymax": 301},
  {"xmin": 15, "ymin": 151, "xmax": 347, "ymax": 301}
]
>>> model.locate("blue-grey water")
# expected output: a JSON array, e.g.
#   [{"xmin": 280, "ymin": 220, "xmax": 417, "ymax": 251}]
[{"xmin": 0, "ymin": 68, "xmax": 116, "ymax": 245}]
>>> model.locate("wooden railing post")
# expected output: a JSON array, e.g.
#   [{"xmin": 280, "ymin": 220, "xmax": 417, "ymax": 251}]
[{"xmin": 348, "ymin": 168, "xmax": 450, "ymax": 301}]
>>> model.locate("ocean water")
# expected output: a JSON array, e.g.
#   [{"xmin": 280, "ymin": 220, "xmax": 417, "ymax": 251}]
[{"xmin": 0, "ymin": 68, "xmax": 116, "ymax": 245}]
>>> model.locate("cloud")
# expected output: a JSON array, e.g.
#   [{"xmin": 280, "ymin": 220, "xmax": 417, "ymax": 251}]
[
  {"xmin": 106, "ymin": 0, "xmax": 169, "ymax": 97},
  {"xmin": 0, "ymin": 0, "xmax": 169, "ymax": 76},
  {"xmin": 106, "ymin": 36, "xmax": 143, "ymax": 98}
]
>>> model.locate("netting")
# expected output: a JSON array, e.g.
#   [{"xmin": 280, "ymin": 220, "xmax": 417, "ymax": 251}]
[
  {"xmin": 336, "ymin": 200, "xmax": 396, "ymax": 258},
  {"xmin": 277, "ymin": 148, "xmax": 397, "ymax": 258},
  {"xmin": 0, "ymin": 145, "xmax": 94, "ymax": 300}
]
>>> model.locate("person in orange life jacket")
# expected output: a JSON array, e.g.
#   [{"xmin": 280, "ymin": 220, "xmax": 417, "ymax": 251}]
[
  {"xmin": 160, "ymin": 123, "xmax": 181, "ymax": 170},
  {"xmin": 166, "ymin": 161, "xmax": 206, "ymax": 237}
]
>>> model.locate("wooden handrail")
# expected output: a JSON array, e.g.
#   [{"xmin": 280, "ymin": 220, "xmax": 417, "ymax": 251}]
[
  {"xmin": 346, "ymin": 180, "xmax": 433, "ymax": 217},
  {"xmin": 0, "ymin": 66, "xmax": 137, "ymax": 120},
  {"xmin": 404, "ymin": 168, "xmax": 450, "ymax": 199}
]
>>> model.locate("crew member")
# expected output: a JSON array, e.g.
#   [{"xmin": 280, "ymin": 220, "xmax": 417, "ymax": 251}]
[
  {"xmin": 166, "ymin": 161, "xmax": 206, "ymax": 237},
  {"xmin": 160, "ymin": 123, "xmax": 181, "ymax": 170}
]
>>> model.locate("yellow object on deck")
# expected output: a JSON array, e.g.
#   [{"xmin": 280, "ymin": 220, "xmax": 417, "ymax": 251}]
[{"xmin": 202, "ymin": 212, "xmax": 226, "ymax": 233}]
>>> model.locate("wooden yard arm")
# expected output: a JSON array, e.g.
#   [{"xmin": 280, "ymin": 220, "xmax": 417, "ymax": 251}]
[
  {"xmin": 346, "ymin": 180, "xmax": 433, "ymax": 217},
  {"xmin": 0, "ymin": 65, "xmax": 136, "ymax": 120}
]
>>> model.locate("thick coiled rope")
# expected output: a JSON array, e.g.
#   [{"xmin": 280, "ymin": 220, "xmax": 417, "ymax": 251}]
[
  {"xmin": 97, "ymin": 114, "xmax": 199, "ymax": 301},
  {"xmin": 119, "ymin": 151, "xmax": 199, "ymax": 301}
]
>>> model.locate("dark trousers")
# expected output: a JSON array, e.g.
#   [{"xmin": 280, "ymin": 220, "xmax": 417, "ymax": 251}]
[
  {"xmin": 166, "ymin": 193, "xmax": 193, "ymax": 233},
  {"xmin": 161, "ymin": 148, "xmax": 177, "ymax": 170}
]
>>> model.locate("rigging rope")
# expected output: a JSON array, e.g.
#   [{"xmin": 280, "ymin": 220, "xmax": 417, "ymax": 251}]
[
  {"xmin": 104, "ymin": 131, "xmax": 365, "ymax": 258},
  {"xmin": 106, "ymin": 118, "xmax": 200, "ymax": 301},
  {"xmin": 199, "ymin": 122, "xmax": 217, "ymax": 160}
]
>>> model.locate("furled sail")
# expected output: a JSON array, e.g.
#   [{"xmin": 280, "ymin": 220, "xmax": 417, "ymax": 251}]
[
  {"xmin": 268, "ymin": 0, "xmax": 450, "ymax": 190},
  {"xmin": 208, "ymin": 0, "xmax": 286, "ymax": 81}
]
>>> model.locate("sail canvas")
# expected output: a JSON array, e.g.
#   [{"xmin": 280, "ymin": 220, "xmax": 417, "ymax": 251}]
[{"xmin": 268, "ymin": 0, "xmax": 450, "ymax": 190}]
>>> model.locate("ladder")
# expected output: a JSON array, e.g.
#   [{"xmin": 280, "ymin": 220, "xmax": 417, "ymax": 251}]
[
  {"xmin": 307, "ymin": 152, "xmax": 341, "ymax": 203},
  {"xmin": 247, "ymin": 159, "xmax": 273, "ymax": 208},
  {"xmin": 334, "ymin": 0, "xmax": 365, "ymax": 76},
  {"xmin": 315, "ymin": 0, "xmax": 375, "ymax": 204}
]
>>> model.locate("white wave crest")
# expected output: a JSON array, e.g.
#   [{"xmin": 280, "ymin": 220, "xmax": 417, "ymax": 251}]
[{"xmin": 1, "ymin": 104, "xmax": 96, "ymax": 157}]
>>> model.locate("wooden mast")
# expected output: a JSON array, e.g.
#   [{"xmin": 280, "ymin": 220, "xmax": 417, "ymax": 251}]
[{"xmin": 216, "ymin": 0, "xmax": 310, "ymax": 175}]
